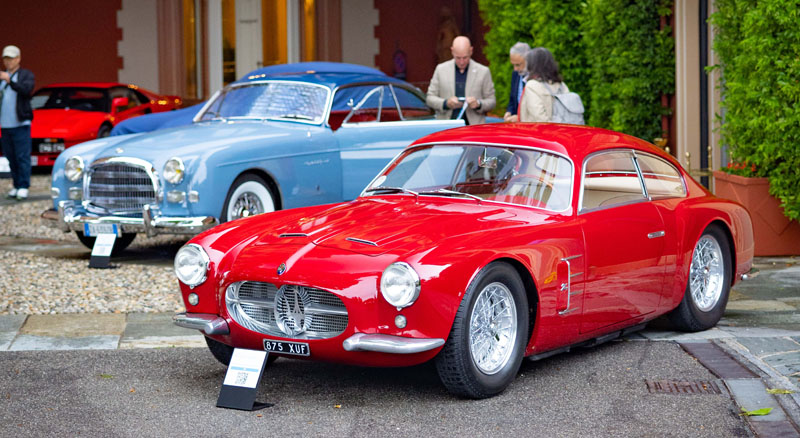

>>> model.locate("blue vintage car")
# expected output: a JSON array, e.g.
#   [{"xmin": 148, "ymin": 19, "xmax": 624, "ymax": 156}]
[{"xmin": 43, "ymin": 62, "xmax": 464, "ymax": 251}]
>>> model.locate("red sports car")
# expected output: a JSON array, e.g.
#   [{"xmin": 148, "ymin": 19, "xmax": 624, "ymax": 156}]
[
  {"xmin": 173, "ymin": 123, "xmax": 755, "ymax": 398},
  {"xmin": 4, "ymin": 82, "xmax": 181, "ymax": 166}
]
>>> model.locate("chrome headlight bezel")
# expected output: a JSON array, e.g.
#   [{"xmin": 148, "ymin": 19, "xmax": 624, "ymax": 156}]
[
  {"xmin": 65, "ymin": 156, "xmax": 84, "ymax": 182},
  {"xmin": 380, "ymin": 262, "xmax": 421, "ymax": 308},
  {"xmin": 163, "ymin": 157, "xmax": 185, "ymax": 184},
  {"xmin": 174, "ymin": 243, "xmax": 209, "ymax": 287}
]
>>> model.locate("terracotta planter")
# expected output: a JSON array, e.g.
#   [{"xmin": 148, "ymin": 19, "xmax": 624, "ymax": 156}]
[{"xmin": 713, "ymin": 170, "xmax": 800, "ymax": 256}]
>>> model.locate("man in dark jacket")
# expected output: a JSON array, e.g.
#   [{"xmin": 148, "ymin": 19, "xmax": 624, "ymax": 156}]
[
  {"xmin": 1, "ymin": 45, "xmax": 35, "ymax": 200},
  {"xmin": 503, "ymin": 42, "xmax": 530, "ymax": 123}
]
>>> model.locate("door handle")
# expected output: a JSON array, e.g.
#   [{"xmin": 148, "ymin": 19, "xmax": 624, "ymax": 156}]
[{"xmin": 647, "ymin": 231, "xmax": 665, "ymax": 239}]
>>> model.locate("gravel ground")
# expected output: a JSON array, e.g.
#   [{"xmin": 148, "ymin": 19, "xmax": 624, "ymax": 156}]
[{"xmin": 0, "ymin": 174, "xmax": 187, "ymax": 315}]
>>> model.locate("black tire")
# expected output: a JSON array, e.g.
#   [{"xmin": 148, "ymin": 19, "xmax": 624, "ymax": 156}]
[
  {"xmin": 668, "ymin": 225, "xmax": 732, "ymax": 332},
  {"xmin": 205, "ymin": 336, "xmax": 279, "ymax": 367},
  {"xmin": 435, "ymin": 262, "xmax": 529, "ymax": 399},
  {"xmin": 97, "ymin": 124, "xmax": 112, "ymax": 138},
  {"xmin": 76, "ymin": 231, "xmax": 136, "ymax": 255},
  {"xmin": 220, "ymin": 174, "xmax": 277, "ymax": 223}
]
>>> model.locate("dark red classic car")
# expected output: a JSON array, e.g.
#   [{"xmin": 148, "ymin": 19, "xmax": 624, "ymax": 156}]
[
  {"xmin": 1, "ymin": 82, "xmax": 181, "ymax": 166},
  {"xmin": 174, "ymin": 123, "xmax": 755, "ymax": 398}
]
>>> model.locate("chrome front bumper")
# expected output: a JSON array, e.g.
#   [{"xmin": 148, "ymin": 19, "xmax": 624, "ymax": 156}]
[
  {"xmin": 173, "ymin": 313, "xmax": 230, "ymax": 335},
  {"xmin": 42, "ymin": 201, "xmax": 218, "ymax": 237},
  {"xmin": 342, "ymin": 333, "xmax": 445, "ymax": 354}
]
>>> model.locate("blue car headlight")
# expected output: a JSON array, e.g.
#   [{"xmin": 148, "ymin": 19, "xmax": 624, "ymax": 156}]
[
  {"xmin": 65, "ymin": 156, "xmax": 84, "ymax": 182},
  {"xmin": 163, "ymin": 157, "xmax": 185, "ymax": 184}
]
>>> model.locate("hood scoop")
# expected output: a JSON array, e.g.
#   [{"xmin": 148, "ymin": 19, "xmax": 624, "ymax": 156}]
[
  {"xmin": 345, "ymin": 237, "xmax": 378, "ymax": 247},
  {"xmin": 279, "ymin": 233, "xmax": 309, "ymax": 238}
]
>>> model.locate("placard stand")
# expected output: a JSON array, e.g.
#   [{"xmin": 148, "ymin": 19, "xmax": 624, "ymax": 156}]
[
  {"xmin": 89, "ymin": 233, "xmax": 117, "ymax": 268},
  {"xmin": 216, "ymin": 348, "xmax": 273, "ymax": 410}
]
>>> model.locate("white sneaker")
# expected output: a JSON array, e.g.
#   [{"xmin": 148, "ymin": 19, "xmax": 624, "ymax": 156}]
[
  {"xmin": 6, "ymin": 188, "xmax": 17, "ymax": 198},
  {"xmin": 16, "ymin": 188, "xmax": 28, "ymax": 200}
]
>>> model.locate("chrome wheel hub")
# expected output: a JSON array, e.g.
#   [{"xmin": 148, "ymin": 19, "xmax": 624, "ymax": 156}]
[
  {"xmin": 232, "ymin": 192, "xmax": 264, "ymax": 219},
  {"xmin": 689, "ymin": 235, "xmax": 724, "ymax": 312},
  {"xmin": 469, "ymin": 282, "xmax": 517, "ymax": 375}
]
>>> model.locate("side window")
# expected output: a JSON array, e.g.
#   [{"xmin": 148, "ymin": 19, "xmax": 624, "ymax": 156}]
[
  {"xmin": 392, "ymin": 87, "xmax": 434, "ymax": 120},
  {"xmin": 636, "ymin": 154, "xmax": 686, "ymax": 199},
  {"xmin": 581, "ymin": 150, "xmax": 646, "ymax": 211}
]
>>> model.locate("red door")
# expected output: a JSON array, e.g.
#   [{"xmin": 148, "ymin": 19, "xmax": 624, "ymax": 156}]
[{"xmin": 579, "ymin": 202, "xmax": 666, "ymax": 333}]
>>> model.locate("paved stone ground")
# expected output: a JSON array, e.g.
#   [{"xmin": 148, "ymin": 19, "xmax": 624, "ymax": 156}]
[{"xmin": 2, "ymin": 173, "xmax": 800, "ymax": 436}]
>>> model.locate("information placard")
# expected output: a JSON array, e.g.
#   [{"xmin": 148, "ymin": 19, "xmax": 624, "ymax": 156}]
[
  {"xmin": 217, "ymin": 348, "xmax": 272, "ymax": 410},
  {"xmin": 89, "ymin": 233, "xmax": 116, "ymax": 268}
]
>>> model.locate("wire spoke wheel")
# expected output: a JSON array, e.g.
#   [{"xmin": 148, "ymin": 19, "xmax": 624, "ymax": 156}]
[
  {"xmin": 231, "ymin": 192, "xmax": 265, "ymax": 219},
  {"xmin": 689, "ymin": 235, "xmax": 724, "ymax": 312},
  {"xmin": 468, "ymin": 282, "xmax": 517, "ymax": 375}
]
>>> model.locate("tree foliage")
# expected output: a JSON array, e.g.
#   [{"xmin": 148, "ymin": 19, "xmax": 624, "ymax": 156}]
[
  {"xmin": 478, "ymin": 0, "xmax": 673, "ymax": 142},
  {"xmin": 710, "ymin": 0, "xmax": 800, "ymax": 220}
]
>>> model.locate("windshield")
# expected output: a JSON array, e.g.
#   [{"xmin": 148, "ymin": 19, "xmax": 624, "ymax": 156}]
[
  {"xmin": 31, "ymin": 87, "xmax": 109, "ymax": 112},
  {"xmin": 366, "ymin": 145, "xmax": 573, "ymax": 211},
  {"xmin": 198, "ymin": 81, "xmax": 329, "ymax": 123}
]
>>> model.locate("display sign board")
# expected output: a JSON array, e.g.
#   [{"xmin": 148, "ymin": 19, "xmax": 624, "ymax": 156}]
[
  {"xmin": 217, "ymin": 348, "xmax": 273, "ymax": 410},
  {"xmin": 89, "ymin": 233, "xmax": 116, "ymax": 268}
]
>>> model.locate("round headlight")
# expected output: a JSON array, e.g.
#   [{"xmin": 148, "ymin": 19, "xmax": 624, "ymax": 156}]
[
  {"xmin": 174, "ymin": 243, "xmax": 209, "ymax": 287},
  {"xmin": 163, "ymin": 157, "xmax": 185, "ymax": 184},
  {"xmin": 380, "ymin": 262, "xmax": 420, "ymax": 308},
  {"xmin": 65, "ymin": 156, "xmax": 84, "ymax": 182}
]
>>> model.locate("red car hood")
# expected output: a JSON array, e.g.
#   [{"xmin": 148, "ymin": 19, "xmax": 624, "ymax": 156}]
[
  {"xmin": 253, "ymin": 196, "xmax": 525, "ymax": 256},
  {"xmin": 32, "ymin": 109, "xmax": 106, "ymax": 138}
]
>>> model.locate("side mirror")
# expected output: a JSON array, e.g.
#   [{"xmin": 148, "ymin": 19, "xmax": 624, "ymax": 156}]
[{"xmin": 112, "ymin": 97, "xmax": 129, "ymax": 111}]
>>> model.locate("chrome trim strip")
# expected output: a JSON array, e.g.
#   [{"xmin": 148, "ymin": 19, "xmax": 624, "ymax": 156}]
[
  {"xmin": 345, "ymin": 237, "xmax": 378, "ymax": 247},
  {"xmin": 342, "ymin": 333, "xmax": 445, "ymax": 354},
  {"xmin": 559, "ymin": 255, "xmax": 583, "ymax": 316},
  {"xmin": 173, "ymin": 313, "xmax": 230, "ymax": 335},
  {"xmin": 279, "ymin": 233, "xmax": 309, "ymax": 238},
  {"xmin": 647, "ymin": 231, "xmax": 666, "ymax": 239}
]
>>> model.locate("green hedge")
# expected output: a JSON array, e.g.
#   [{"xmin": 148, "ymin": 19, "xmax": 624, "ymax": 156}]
[
  {"xmin": 710, "ymin": 0, "xmax": 800, "ymax": 221},
  {"xmin": 478, "ymin": 0, "xmax": 673, "ymax": 142}
]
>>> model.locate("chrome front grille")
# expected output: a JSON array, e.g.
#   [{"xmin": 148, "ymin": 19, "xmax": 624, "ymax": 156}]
[
  {"xmin": 226, "ymin": 281, "xmax": 348, "ymax": 339},
  {"xmin": 87, "ymin": 160, "xmax": 157, "ymax": 215}
]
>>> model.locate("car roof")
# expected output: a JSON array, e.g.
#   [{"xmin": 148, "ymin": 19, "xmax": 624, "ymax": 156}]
[
  {"xmin": 237, "ymin": 62, "xmax": 410, "ymax": 89},
  {"xmin": 410, "ymin": 123, "xmax": 672, "ymax": 165}
]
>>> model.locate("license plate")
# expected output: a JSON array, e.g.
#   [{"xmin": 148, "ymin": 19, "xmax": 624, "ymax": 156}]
[
  {"xmin": 263, "ymin": 339, "xmax": 310, "ymax": 356},
  {"xmin": 39, "ymin": 142, "xmax": 65, "ymax": 153},
  {"xmin": 84, "ymin": 223, "xmax": 120, "ymax": 237}
]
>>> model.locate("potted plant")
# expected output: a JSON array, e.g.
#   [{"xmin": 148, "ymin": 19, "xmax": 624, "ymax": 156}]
[
  {"xmin": 709, "ymin": 0, "xmax": 800, "ymax": 256},
  {"xmin": 713, "ymin": 164, "xmax": 800, "ymax": 256}
]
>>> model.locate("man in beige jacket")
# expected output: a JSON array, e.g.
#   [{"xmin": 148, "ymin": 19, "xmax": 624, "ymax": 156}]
[{"xmin": 426, "ymin": 36, "xmax": 495, "ymax": 125}]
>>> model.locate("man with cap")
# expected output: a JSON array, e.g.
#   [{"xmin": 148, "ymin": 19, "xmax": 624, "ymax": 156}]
[{"xmin": 1, "ymin": 45, "xmax": 35, "ymax": 200}]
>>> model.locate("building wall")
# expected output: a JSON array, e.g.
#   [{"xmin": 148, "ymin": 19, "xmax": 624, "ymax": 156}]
[
  {"xmin": 340, "ymin": 0, "xmax": 379, "ymax": 68},
  {"xmin": 0, "ymin": 0, "xmax": 122, "ymax": 88},
  {"xmin": 373, "ymin": 0, "xmax": 488, "ymax": 89},
  {"xmin": 118, "ymin": 0, "xmax": 160, "ymax": 91}
]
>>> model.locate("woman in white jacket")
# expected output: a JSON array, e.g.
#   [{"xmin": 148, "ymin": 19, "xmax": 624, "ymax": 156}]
[{"xmin": 518, "ymin": 47, "xmax": 568, "ymax": 123}]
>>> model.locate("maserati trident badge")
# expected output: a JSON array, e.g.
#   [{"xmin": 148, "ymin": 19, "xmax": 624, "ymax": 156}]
[{"xmin": 277, "ymin": 263, "xmax": 286, "ymax": 275}]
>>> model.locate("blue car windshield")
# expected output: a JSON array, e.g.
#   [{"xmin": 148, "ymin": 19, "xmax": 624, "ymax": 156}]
[{"xmin": 198, "ymin": 81, "xmax": 329, "ymax": 123}]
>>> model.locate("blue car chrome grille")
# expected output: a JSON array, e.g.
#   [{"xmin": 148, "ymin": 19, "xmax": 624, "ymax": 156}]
[
  {"xmin": 226, "ymin": 281, "xmax": 348, "ymax": 340},
  {"xmin": 87, "ymin": 163, "xmax": 156, "ymax": 215}
]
